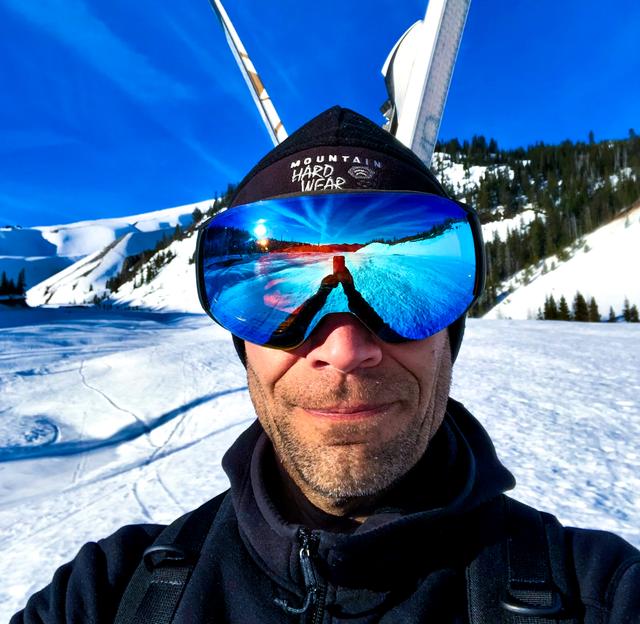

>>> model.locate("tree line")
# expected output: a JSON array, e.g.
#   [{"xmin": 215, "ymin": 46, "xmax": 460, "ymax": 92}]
[
  {"xmin": 105, "ymin": 227, "xmax": 183, "ymax": 294},
  {"xmin": 537, "ymin": 292, "xmax": 639, "ymax": 322},
  {"xmin": 0, "ymin": 270, "xmax": 26, "ymax": 296},
  {"xmin": 434, "ymin": 131, "xmax": 640, "ymax": 315}
]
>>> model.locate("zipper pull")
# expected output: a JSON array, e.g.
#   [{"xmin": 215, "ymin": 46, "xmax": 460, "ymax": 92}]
[{"xmin": 274, "ymin": 528, "xmax": 319, "ymax": 615}]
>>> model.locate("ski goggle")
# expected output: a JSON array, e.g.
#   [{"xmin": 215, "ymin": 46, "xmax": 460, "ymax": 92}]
[{"xmin": 196, "ymin": 191, "xmax": 484, "ymax": 349}]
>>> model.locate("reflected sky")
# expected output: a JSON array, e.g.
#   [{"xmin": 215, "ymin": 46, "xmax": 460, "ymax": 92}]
[{"xmin": 209, "ymin": 192, "xmax": 471, "ymax": 248}]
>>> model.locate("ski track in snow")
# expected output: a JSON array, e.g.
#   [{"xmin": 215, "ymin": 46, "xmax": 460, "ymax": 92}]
[
  {"xmin": 0, "ymin": 309, "xmax": 639, "ymax": 618},
  {"xmin": 78, "ymin": 359, "xmax": 152, "ymax": 437}
]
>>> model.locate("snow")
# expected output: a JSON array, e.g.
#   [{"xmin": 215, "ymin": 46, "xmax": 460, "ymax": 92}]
[
  {"xmin": 431, "ymin": 152, "xmax": 513, "ymax": 195},
  {"xmin": 32, "ymin": 202, "xmax": 205, "ymax": 257},
  {"xmin": 27, "ymin": 229, "xmax": 185, "ymax": 307},
  {"xmin": 608, "ymin": 167, "xmax": 635, "ymax": 189},
  {"xmin": 0, "ymin": 307, "xmax": 250, "ymax": 617},
  {"xmin": 485, "ymin": 205, "xmax": 640, "ymax": 319},
  {"xmin": 1, "ymin": 309, "xmax": 639, "ymax": 619},
  {"xmin": 208, "ymin": 251, "xmax": 473, "ymax": 343},
  {"xmin": 481, "ymin": 207, "xmax": 540, "ymax": 243},
  {"xmin": 112, "ymin": 234, "xmax": 202, "ymax": 313}
]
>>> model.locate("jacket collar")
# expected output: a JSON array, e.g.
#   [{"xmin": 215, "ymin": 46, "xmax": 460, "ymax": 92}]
[{"xmin": 222, "ymin": 398, "xmax": 515, "ymax": 589}]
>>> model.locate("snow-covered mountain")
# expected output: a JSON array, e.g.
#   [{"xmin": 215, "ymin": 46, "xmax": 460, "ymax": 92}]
[
  {"xmin": 22, "ymin": 201, "xmax": 211, "ymax": 306},
  {"xmin": 485, "ymin": 203, "xmax": 640, "ymax": 320}
]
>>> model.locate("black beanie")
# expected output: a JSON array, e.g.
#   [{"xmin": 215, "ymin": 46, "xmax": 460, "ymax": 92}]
[{"xmin": 227, "ymin": 106, "xmax": 470, "ymax": 364}]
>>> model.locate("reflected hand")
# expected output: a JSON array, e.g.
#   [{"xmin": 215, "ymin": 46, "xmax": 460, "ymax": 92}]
[
  {"xmin": 320, "ymin": 273, "xmax": 340, "ymax": 289},
  {"xmin": 320, "ymin": 267, "xmax": 354, "ymax": 290}
]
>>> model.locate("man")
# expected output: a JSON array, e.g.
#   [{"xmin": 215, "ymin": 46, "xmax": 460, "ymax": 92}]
[{"xmin": 13, "ymin": 107, "xmax": 640, "ymax": 623}]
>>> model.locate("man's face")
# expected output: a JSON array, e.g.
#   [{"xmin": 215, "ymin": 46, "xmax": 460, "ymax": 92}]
[{"xmin": 245, "ymin": 313, "xmax": 452, "ymax": 513}]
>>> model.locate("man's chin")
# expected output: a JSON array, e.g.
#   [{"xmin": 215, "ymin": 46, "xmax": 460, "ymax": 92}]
[{"xmin": 291, "ymin": 445, "xmax": 410, "ymax": 503}]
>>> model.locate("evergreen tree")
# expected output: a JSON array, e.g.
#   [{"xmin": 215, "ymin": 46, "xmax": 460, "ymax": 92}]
[
  {"xmin": 630, "ymin": 304, "xmax": 640, "ymax": 323},
  {"xmin": 192, "ymin": 207, "xmax": 203, "ymax": 224},
  {"xmin": 622, "ymin": 298, "xmax": 632, "ymax": 321},
  {"xmin": 572, "ymin": 292, "xmax": 589, "ymax": 321},
  {"xmin": 608, "ymin": 306, "xmax": 617, "ymax": 322},
  {"xmin": 0, "ymin": 273, "xmax": 18, "ymax": 295},
  {"xmin": 587, "ymin": 297, "xmax": 600, "ymax": 322},
  {"xmin": 544, "ymin": 295, "xmax": 559, "ymax": 320},
  {"xmin": 16, "ymin": 269, "xmax": 26, "ymax": 295},
  {"xmin": 558, "ymin": 296, "xmax": 571, "ymax": 320}
]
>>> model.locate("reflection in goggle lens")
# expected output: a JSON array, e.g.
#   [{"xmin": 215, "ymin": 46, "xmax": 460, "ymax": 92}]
[{"xmin": 198, "ymin": 192, "xmax": 479, "ymax": 348}]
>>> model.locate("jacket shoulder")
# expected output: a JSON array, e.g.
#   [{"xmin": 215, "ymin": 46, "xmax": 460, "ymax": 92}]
[
  {"xmin": 566, "ymin": 526, "xmax": 640, "ymax": 621},
  {"xmin": 494, "ymin": 497, "xmax": 640, "ymax": 622},
  {"xmin": 10, "ymin": 523, "xmax": 164, "ymax": 624}
]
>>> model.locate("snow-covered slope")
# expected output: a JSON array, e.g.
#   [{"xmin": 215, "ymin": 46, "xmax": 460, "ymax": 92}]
[
  {"xmin": 481, "ymin": 207, "xmax": 540, "ymax": 243},
  {"xmin": 111, "ymin": 233, "xmax": 202, "ymax": 313},
  {"xmin": 432, "ymin": 151, "xmax": 513, "ymax": 196},
  {"xmin": 24, "ymin": 201, "xmax": 211, "ymax": 306},
  {"xmin": 1, "ymin": 311, "xmax": 638, "ymax": 619},
  {"xmin": 485, "ymin": 205, "xmax": 640, "ymax": 319},
  {"xmin": 1, "ymin": 202, "xmax": 210, "ymax": 293}
]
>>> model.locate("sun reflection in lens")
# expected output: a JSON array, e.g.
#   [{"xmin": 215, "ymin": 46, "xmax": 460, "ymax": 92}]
[{"xmin": 253, "ymin": 220, "xmax": 267, "ymax": 238}]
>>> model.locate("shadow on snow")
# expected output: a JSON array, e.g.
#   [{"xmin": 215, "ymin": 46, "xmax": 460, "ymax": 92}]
[{"xmin": 0, "ymin": 386, "xmax": 247, "ymax": 462}]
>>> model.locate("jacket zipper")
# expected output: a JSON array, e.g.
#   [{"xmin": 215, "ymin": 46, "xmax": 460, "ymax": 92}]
[
  {"xmin": 299, "ymin": 528, "xmax": 326, "ymax": 624},
  {"xmin": 273, "ymin": 528, "xmax": 327, "ymax": 622}
]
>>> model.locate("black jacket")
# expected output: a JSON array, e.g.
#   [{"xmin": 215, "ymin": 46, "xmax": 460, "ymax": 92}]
[{"xmin": 11, "ymin": 400, "xmax": 640, "ymax": 623}]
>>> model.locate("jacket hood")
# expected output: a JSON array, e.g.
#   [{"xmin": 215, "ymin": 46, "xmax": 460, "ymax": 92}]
[{"xmin": 222, "ymin": 398, "xmax": 515, "ymax": 591}]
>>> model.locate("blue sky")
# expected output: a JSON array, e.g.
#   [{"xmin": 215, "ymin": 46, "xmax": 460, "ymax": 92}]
[{"xmin": 2, "ymin": 0, "xmax": 639, "ymax": 227}]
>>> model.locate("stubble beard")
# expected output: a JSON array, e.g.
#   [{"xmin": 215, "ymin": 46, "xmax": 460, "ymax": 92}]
[{"xmin": 247, "ymin": 352, "xmax": 451, "ymax": 508}]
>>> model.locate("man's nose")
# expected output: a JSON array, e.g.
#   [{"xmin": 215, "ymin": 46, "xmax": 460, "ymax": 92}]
[{"xmin": 303, "ymin": 313, "xmax": 383, "ymax": 373}]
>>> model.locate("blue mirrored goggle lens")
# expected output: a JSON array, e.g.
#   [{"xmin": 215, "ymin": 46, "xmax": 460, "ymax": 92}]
[{"xmin": 198, "ymin": 192, "xmax": 478, "ymax": 347}]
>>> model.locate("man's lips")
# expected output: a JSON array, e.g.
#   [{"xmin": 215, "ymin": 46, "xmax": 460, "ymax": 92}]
[{"xmin": 301, "ymin": 403, "xmax": 394, "ymax": 420}]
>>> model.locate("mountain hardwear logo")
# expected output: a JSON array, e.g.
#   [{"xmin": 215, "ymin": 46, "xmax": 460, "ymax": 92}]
[
  {"xmin": 348, "ymin": 166, "xmax": 376, "ymax": 180},
  {"xmin": 288, "ymin": 153, "xmax": 384, "ymax": 191}
]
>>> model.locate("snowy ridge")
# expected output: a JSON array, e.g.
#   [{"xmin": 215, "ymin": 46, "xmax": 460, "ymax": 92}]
[
  {"xmin": 1, "ymin": 200, "xmax": 212, "ymax": 292},
  {"xmin": 485, "ymin": 204, "xmax": 640, "ymax": 319},
  {"xmin": 356, "ymin": 221, "xmax": 469, "ymax": 256},
  {"xmin": 32, "ymin": 203, "xmax": 204, "ymax": 256},
  {"xmin": 23, "ymin": 200, "xmax": 212, "ymax": 306}
]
